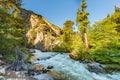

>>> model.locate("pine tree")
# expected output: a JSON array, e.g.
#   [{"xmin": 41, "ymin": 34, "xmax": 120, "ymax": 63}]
[
  {"xmin": 0, "ymin": 0, "xmax": 26, "ymax": 61},
  {"xmin": 62, "ymin": 20, "xmax": 74, "ymax": 42},
  {"xmin": 76, "ymin": 0, "xmax": 90, "ymax": 49}
]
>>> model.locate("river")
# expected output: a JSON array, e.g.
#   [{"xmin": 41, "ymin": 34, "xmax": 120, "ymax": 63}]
[{"xmin": 32, "ymin": 50, "xmax": 120, "ymax": 80}]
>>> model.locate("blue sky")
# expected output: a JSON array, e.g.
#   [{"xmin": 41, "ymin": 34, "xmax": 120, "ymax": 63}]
[{"xmin": 22, "ymin": 0, "xmax": 120, "ymax": 27}]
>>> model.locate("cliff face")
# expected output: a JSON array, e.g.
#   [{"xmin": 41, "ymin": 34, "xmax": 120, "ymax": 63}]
[{"xmin": 20, "ymin": 9, "xmax": 62, "ymax": 51}]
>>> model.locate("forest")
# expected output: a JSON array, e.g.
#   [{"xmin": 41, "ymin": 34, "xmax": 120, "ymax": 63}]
[{"xmin": 0, "ymin": 0, "xmax": 120, "ymax": 80}]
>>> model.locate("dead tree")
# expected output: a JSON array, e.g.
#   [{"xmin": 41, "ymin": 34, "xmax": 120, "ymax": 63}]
[{"xmin": 8, "ymin": 46, "xmax": 27, "ymax": 71}]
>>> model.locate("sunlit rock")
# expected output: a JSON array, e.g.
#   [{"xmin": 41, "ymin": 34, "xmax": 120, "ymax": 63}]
[
  {"xmin": 20, "ymin": 9, "xmax": 62, "ymax": 51},
  {"xmin": 34, "ymin": 64, "xmax": 44, "ymax": 70}
]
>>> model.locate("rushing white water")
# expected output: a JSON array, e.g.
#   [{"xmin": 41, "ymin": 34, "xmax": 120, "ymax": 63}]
[{"xmin": 32, "ymin": 50, "xmax": 120, "ymax": 80}]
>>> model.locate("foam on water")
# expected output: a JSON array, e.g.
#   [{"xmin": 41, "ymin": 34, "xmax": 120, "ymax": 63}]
[{"xmin": 32, "ymin": 50, "xmax": 120, "ymax": 80}]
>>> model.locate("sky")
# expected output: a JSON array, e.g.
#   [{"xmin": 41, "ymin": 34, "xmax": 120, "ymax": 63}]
[{"xmin": 22, "ymin": 0, "xmax": 120, "ymax": 27}]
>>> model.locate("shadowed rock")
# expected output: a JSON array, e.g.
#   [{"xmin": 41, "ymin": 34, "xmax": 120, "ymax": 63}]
[{"xmin": 87, "ymin": 62, "xmax": 105, "ymax": 73}]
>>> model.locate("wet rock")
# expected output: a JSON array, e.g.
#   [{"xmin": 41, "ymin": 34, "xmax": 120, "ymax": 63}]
[
  {"xmin": 0, "ymin": 66, "xmax": 5, "ymax": 75},
  {"xmin": 0, "ymin": 54, "xmax": 3, "ymax": 59},
  {"xmin": 42, "ymin": 69, "xmax": 50, "ymax": 73},
  {"xmin": 47, "ymin": 71, "xmax": 66, "ymax": 80},
  {"xmin": 28, "ymin": 69, "xmax": 36, "ymax": 76},
  {"xmin": 47, "ymin": 65, "xmax": 54, "ymax": 69},
  {"xmin": 27, "ymin": 63, "xmax": 34, "ymax": 70},
  {"xmin": 28, "ymin": 56, "xmax": 39, "ymax": 62},
  {"xmin": 37, "ymin": 58, "xmax": 40, "ymax": 61},
  {"xmin": 28, "ymin": 69, "xmax": 47, "ymax": 76},
  {"xmin": 87, "ymin": 62, "xmax": 105, "ymax": 73},
  {"xmin": 28, "ymin": 49, "xmax": 36, "ymax": 53},
  {"xmin": 0, "ymin": 76, "xmax": 5, "ymax": 80},
  {"xmin": 5, "ymin": 71, "xmax": 28, "ymax": 79},
  {"xmin": 82, "ymin": 59, "xmax": 92, "ymax": 64},
  {"xmin": 27, "ymin": 64, "xmax": 49, "ymax": 76},
  {"xmin": 34, "ymin": 64, "xmax": 44, "ymax": 70},
  {"xmin": 33, "ymin": 74, "xmax": 54, "ymax": 80},
  {"xmin": 0, "ymin": 60, "xmax": 4, "ymax": 66}
]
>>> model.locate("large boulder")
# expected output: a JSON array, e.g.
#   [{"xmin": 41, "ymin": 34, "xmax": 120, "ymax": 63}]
[
  {"xmin": 20, "ymin": 9, "xmax": 62, "ymax": 51},
  {"xmin": 87, "ymin": 62, "xmax": 105, "ymax": 73}
]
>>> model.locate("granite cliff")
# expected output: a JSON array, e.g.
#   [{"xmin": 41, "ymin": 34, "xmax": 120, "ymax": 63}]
[{"xmin": 20, "ymin": 9, "xmax": 62, "ymax": 51}]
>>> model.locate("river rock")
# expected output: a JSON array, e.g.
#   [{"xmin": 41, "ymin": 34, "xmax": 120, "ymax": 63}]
[
  {"xmin": 87, "ymin": 62, "xmax": 105, "ymax": 73},
  {"xmin": 0, "ymin": 76, "xmax": 5, "ymax": 80},
  {"xmin": 0, "ymin": 60, "xmax": 4, "ymax": 66},
  {"xmin": 47, "ymin": 65, "xmax": 54, "ymax": 69},
  {"xmin": 28, "ymin": 49, "xmax": 36, "ymax": 53},
  {"xmin": 28, "ymin": 56, "xmax": 39, "ymax": 62},
  {"xmin": 0, "ymin": 66, "xmax": 5, "ymax": 75},
  {"xmin": 27, "ymin": 63, "xmax": 34, "ymax": 70},
  {"xmin": 34, "ymin": 64, "xmax": 44, "ymax": 70},
  {"xmin": 33, "ymin": 74, "xmax": 54, "ymax": 80},
  {"xmin": 6, "ymin": 71, "xmax": 27, "ymax": 79},
  {"xmin": 47, "ymin": 71, "xmax": 66, "ymax": 80},
  {"xmin": 28, "ymin": 64, "xmax": 47, "ymax": 76},
  {"xmin": 82, "ymin": 59, "xmax": 92, "ymax": 64},
  {"xmin": 0, "ymin": 54, "xmax": 3, "ymax": 59}
]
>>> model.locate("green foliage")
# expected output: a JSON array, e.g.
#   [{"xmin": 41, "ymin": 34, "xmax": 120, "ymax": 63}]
[
  {"xmin": 57, "ymin": 5, "xmax": 120, "ymax": 63},
  {"xmin": 53, "ymin": 20, "xmax": 74, "ymax": 52},
  {"xmin": 71, "ymin": 33, "xmax": 93, "ymax": 60},
  {"xmin": 63, "ymin": 20, "xmax": 74, "ymax": 29},
  {"xmin": 76, "ymin": 0, "xmax": 90, "ymax": 31},
  {"xmin": 88, "ymin": 9, "xmax": 120, "ymax": 64},
  {"xmin": 0, "ymin": 0, "xmax": 27, "ymax": 60},
  {"xmin": 71, "ymin": 0, "xmax": 90, "ymax": 60}
]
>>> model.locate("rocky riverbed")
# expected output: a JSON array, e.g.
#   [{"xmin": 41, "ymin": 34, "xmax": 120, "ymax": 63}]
[{"xmin": 0, "ymin": 50, "xmax": 66, "ymax": 80}]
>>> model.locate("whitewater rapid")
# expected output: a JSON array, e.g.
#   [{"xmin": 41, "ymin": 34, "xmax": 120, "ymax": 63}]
[{"xmin": 32, "ymin": 50, "xmax": 120, "ymax": 80}]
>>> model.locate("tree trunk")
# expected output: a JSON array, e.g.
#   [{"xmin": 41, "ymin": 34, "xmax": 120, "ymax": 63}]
[
  {"xmin": 82, "ymin": 30, "xmax": 89, "ymax": 49},
  {"xmin": 84, "ymin": 32, "xmax": 89, "ymax": 49}
]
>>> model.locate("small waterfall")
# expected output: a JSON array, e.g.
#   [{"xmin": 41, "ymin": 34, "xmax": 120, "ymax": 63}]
[{"xmin": 32, "ymin": 50, "xmax": 120, "ymax": 80}]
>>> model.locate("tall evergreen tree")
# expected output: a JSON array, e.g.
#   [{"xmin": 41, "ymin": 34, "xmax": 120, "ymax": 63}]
[
  {"xmin": 62, "ymin": 20, "xmax": 74, "ymax": 42},
  {"xmin": 76, "ymin": 0, "xmax": 90, "ymax": 49},
  {"xmin": 0, "ymin": 0, "xmax": 26, "ymax": 60}
]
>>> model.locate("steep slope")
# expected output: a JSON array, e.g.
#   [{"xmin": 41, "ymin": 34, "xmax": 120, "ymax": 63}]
[{"xmin": 20, "ymin": 9, "xmax": 62, "ymax": 51}]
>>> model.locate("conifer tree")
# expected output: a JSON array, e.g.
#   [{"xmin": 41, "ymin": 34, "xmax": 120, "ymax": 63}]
[
  {"xmin": 76, "ymin": 0, "xmax": 90, "ymax": 49},
  {"xmin": 62, "ymin": 20, "xmax": 74, "ymax": 42},
  {"xmin": 0, "ymin": 0, "xmax": 26, "ymax": 59}
]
